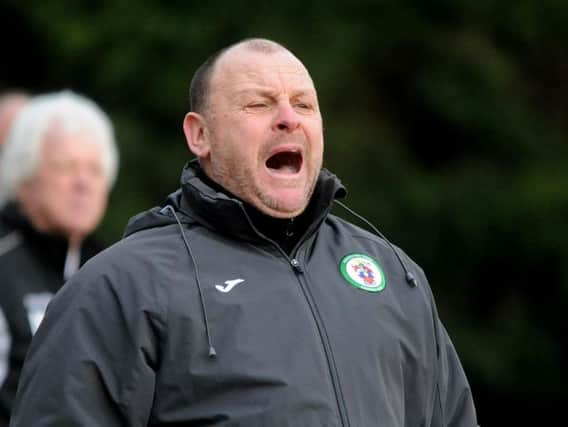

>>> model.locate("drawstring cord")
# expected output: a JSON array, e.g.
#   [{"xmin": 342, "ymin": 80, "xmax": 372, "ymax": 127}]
[
  {"xmin": 334, "ymin": 200, "xmax": 419, "ymax": 288},
  {"xmin": 164, "ymin": 205, "xmax": 217, "ymax": 358},
  {"xmin": 162, "ymin": 197, "xmax": 415, "ymax": 359}
]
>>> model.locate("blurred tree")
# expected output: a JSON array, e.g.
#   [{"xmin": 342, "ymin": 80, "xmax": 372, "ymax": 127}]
[{"xmin": 1, "ymin": 0, "xmax": 567, "ymax": 425}]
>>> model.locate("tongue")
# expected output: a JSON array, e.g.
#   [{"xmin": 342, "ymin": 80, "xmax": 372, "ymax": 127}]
[{"xmin": 266, "ymin": 152, "xmax": 301, "ymax": 174}]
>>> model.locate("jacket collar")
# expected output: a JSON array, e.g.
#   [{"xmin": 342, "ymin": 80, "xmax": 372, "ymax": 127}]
[{"xmin": 178, "ymin": 159, "xmax": 346, "ymax": 245}]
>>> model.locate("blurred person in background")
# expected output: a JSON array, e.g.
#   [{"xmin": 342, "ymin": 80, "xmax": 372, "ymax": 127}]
[
  {"xmin": 0, "ymin": 92, "xmax": 28, "ymax": 150},
  {"xmin": 0, "ymin": 90, "xmax": 119, "ymax": 425},
  {"xmin": 10, "ymin": 40, "xmax": 476, "ymax": 426}
]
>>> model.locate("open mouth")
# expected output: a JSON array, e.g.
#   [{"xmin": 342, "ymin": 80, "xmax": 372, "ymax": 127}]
[{"xmin": 266, "ymin": 149, "xmax": 303, "ymax": 174}]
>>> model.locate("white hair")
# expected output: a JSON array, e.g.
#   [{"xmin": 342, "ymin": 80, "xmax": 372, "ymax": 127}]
[{"xmin": 0, "ymin": 90, "xmax": 119, "ymax": 206}]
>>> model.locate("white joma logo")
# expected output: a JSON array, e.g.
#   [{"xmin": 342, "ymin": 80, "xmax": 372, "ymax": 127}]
[{"xmin": 215, "ymin": 279, "xmax": 245, "ymax": 293}]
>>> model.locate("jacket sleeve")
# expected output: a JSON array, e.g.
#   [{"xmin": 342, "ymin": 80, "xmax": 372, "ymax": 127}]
[
  {"xmin": 430, "ymin": 320, "xmax": 478, "ymax": 427},
  {"xmin": 9, "ymin": 258, "xmax": 163, "ymax": 427}
]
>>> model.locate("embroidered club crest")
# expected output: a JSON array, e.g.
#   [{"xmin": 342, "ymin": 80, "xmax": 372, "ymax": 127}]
[{"xmin": 340, "ymin": 253, "xmax": 386, "ymax": 292}]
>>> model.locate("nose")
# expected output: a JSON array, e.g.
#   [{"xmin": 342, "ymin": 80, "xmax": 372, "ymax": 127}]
[
  {"xmin": 73, "ymin": 167, "xmax": 99, "ymax": 193},
  {"xmin": 273, "ymin": 101, "xmax": 300, "ymax": 133},
  {"xmin": 73, "ymin": 172, "xmax": 91, "ymax": 193}
]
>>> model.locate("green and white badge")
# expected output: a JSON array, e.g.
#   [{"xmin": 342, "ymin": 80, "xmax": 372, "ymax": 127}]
[{"xmin": 340, "ymin": 253, "xmax": 386, "ymax": 292}]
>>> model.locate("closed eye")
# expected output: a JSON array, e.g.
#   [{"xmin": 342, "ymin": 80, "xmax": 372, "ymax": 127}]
[
  {"xmin": 245, "ymin": 102, "xmax": 270, "ymax": 111},
  {"xmin": 294, "ymin": 102, "xmax": 315, "ymax": 113}
]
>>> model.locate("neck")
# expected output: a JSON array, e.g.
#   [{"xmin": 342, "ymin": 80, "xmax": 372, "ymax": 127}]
[{"xmin": 68, "ymin": 234, "xmax": 84, "ymax": 251}]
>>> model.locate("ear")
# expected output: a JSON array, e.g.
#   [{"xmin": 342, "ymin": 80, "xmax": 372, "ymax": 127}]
[{"xmin": 183, "ymin": 112, "xmax": 210, "ymax": 159}]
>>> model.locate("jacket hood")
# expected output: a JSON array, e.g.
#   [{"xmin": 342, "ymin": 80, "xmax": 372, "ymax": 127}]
[
  {"xmin": 123, "ymin": 159, "xmax": 346, "ymax": 240},
  {"xmin": 123, "ymin": 189, "xmax": 186, "ymax": 238}
]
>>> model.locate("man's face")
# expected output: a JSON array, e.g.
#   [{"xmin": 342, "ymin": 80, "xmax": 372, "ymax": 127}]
[
  {"xmin": 198, "ymin": 47, "xmax": 323, "ymax": 218},
  {"xmin": 19, "ymin": 125, "xmax": 109, "ymax": 243}
]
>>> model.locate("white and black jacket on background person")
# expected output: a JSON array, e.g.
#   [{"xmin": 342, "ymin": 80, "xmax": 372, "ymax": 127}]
[
  {"xmin": 0, "ymin": 203, "xmax": 101, "ymax": 426},
  {"xmin": 10, "ymin": 160, "xmax": 478, "ymax": 426}
]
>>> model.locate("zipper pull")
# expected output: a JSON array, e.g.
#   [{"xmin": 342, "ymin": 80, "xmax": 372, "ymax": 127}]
[
  {"xmin": 290, "ymin": 258, "xmax": 303, "ymax": 273},
  {"xmin": 285, "ymin": 218, "xmax": 295, "ymax": 238}
]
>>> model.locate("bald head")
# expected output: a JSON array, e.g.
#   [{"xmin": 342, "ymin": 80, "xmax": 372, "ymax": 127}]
[
  {"xmin": 0, "ymin": 92, "xmax": 29, "ymax": 148},
  {"xmin": 189, "ymin": 38, "xmax": 294, "ymax": 115},
  {"xmin": 182, "ymin": 37, "xmax": 322, "ymax": 218}
]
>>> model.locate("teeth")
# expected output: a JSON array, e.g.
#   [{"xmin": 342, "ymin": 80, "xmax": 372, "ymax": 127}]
[{"xmin": 282, "ymin": 164, "xmax": 297, "ymax": 173}]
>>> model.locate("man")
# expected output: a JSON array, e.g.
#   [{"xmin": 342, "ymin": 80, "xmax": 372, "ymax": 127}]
[
  {"xmin": 0, "ymin": 92, "xmax": 28, "ymax": 149},
  {"xmin": 0, "ymin": 90, "xmax": 119, "ymax": 425},
  {"xmin": 11, "ymin": 40, "xmax": 477, "ymax": 426}
]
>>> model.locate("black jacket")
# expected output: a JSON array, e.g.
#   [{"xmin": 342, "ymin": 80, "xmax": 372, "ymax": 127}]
[
  {"xmin": 0, "ymin": 204, "xmax": 101, "ymax": 426},
  {"xmin": 10, "ymin": 161, "xmax": 477, "ymax": 426}
]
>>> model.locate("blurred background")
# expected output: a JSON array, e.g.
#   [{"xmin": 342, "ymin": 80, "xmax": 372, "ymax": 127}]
[{"xmin": 1, "ymin": 0, "xmax": 566, "ymax": 425}]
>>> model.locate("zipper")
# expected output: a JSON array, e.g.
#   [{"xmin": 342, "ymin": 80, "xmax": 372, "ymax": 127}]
[
  {"xmin": 289, "ymin": 253, "xmax": 351, "ymax": 427},
  {"xmin": 240, "ymin": 206, "xmax": 350, "ymax": 426}
]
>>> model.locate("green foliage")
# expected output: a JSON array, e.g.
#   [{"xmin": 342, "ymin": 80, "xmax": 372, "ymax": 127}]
[{"xmin": 2, "ymin": 0, "xmax": 567, "ymax": 424}]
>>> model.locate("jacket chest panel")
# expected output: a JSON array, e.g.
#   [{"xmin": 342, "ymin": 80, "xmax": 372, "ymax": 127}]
[
  {"xmin": 161, "ymin": 243, "xmax": 340, "ymax": 424},
  {"xmin": 295, "ymin": 229, "xmax": 439, "ymax": 424},
  {"xmin": 159, "ymin": 225, "xmax": 437, "ymax": 425}
]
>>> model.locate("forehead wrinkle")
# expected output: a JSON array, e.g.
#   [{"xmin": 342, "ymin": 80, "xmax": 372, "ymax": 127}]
[
  {"xmin": 234, "ymin": 87, "xmax": 317, "ymax": 99},
  {"xmin": 208, "ymin": 48, "xmax": 317, "ymax": 110},
  {"xmin": 219, "ymin": 67, "xmax": 313, "ymax": 88},
  {"xmin": 227, "ymin": 68, "xmax": 316, "ymax": 98}
]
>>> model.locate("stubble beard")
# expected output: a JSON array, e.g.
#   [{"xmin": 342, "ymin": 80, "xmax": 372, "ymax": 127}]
[
  {"xmin": 208, "ymin": 150, "xmax": 321, "ymax": 218},
  {"xmin": 257, "ymin": 164, "xmax": 320, "ymax": 217}
]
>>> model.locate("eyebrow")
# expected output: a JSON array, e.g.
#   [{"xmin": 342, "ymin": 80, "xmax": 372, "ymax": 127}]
[{"xmin": 234, "ymin": 87, "xmax": 317, "ymax": 98}]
